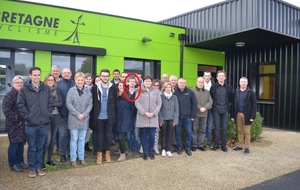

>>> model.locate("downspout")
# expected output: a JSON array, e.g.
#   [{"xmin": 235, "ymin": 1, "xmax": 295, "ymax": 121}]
[{"xmin": 178, "ymin": 33, "xmax": 186, "ymax": 78}]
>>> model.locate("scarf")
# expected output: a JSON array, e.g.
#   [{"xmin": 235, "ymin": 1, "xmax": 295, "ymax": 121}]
[{"xmin": 164, "ymin": 91, "xmax": 173, "ymax": 99}]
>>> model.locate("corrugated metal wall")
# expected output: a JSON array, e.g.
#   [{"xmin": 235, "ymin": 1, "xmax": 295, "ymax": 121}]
[{"xmin": 226, "ymin": 42, "xmax": 300, "ymax": 130}]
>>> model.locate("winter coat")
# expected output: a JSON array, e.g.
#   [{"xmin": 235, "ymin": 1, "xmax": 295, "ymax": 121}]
[
  {"xmin": 191, "ymin": 87, "xmax": 213, "ymax": 117},
  {"xmin": 135, "ymin": 86, "xmax": 162, "ymax": 128},
  {"xmin": 2, "ymin": 87, "xmax": 26, "ymax": 144},
  {"xmin": 57, "ymin": 78, "xmax": 75, "ymax": 117},
  {"xmin": 49, "ymin": 86, "xmax": 63, "ymax": 114},
  {"xmin": 66, "ymin": 86, "xmax": 93, "ymax": 130},
  {"xmin": 114, "ymin": 93, "xmax": 137, "ymax": 133},
  {"xmin": 90, "ymin": 81, "xmax": 117, "ymax": 130},
  {"xmin": 174, "ymin": 87, "xmax": 197, "ymax": 119},
  {"xmin": 17, "ymin": 80, "xmax": 52, "ymax": 126},
  {"xmin": 158, "ymin": 94, "xmax": 179, "ymax": 124},
  {"xmin": 231, "ymin": 87, "xmax": 257, "ymax": 125}
]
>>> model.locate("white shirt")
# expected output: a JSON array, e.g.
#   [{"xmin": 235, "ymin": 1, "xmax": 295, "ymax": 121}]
[{"xmin": 204, "ymin": 80, "xmax": 212, "ymax": 91}]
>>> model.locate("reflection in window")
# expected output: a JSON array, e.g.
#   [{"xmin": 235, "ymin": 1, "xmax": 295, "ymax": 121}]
[
  {"xmin": 75, "ymin": 55, "xmax": 92, "ymax": 73},
  {"xmin": 258, "ymin": 63, "xmax": 275, "ymax": 100},
  {"xmin": 52, "ymin": 53, "xmax": 71, "ymax": 71},
  {"xmin": 15, "ymin": 51, "xmax": 33, "ymax": 81},
  {"xmin": 124, "ymin": 58, "xmax": 160, "ymax": 79}
]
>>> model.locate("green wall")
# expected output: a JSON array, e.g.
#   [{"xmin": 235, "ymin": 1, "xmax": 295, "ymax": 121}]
[{"xmin": 0, "ymin": 0, "xmax": 224, "ymax": 85}]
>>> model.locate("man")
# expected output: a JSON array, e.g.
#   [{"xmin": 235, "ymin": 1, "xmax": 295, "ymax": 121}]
[
  {"xmin": 111, "ymin": 69, "xmax": 121, "ymax": 85},
  {"xmin": 169, "ymin": 75, "xmax": 178, "ymax": 89},
  {"xmin": 161, "ymin": 74, "xmax": 169, "ymax": 83},
  {"xmin": 210, "ymin": 70, "xmax": 233, "ymax": 152},
  {"xmin": 17, "ymin": 66, "xmax": 52, "ymax": 178},
  {"xmin": 57, "ymin": 68, "xmax": 75, "ymax": 163},
  {"xmin": 121, "ymin": 72, "xmax": 128, "ymax": 81},
  {"xmin": 203, "ymin": 72, "xmax": 214, "ymax": 149},
  {"xmin": 231, "ymin": 77, "xmax": 257, "ymax": 155},
  {"xmin": 90, "ymin": 69, "xmax": 117, "ymax": 164},
  {"xmin": 174, "ymin": 78, "xmax": 197, "ymax": 156},
  {"xmin": 191, "ymin": 77, "xmax": 213, "ymax": 151},
  {"xmin": 51, "ymin": 65, "xmax": 61, "ymax": 82}
]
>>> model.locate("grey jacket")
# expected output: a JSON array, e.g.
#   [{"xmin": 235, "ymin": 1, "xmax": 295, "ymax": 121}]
[
  {"xmin": 135, "ymin": 86, "xmax": 162, "ymax": 128},
  {"xmin": 191, "ymin": 87, "xmax": 213, "ymax": 117},
  {"xmin": 158, "ymin": 94, "xmax": 179, "ymax": 124},
  {"xmin": 66, "ymin": 86, "xmax": 93, "ymax": 130}
]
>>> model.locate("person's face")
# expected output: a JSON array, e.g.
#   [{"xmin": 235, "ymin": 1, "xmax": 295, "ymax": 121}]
[
  {"xmin": 118, "ymin": 82, "xmax": 124, "ymax": 92},
  {"xmin": 61, "ymin": 69, "xmax": 72, "ymax": 80},
  {"xmin": 94, "ymin": 77, "xmax": 100, "ymax": 84},
  {"xmin": 216, "ymin": 72, "xmax": 226, "ymax": 83},
  {"xmin": 144, "ymin": 79, "xmax": 152, "ymax": 88},
  {"xmin": 164, "ymin": 84, "xmax": 172, "ymax": 93},
  {"xmin": 51, "ymin": 68, "xmax": 60, "ymax": 79},
  {"xmin": 46, "ymin": 76, "xmax": 55, "ymax": 87},
  {"xmin": 100, "ymin": 72, "xmax": 110, "ymax": 84},
  {"xmin": 196, "ymin": 78, "xmax": 204, "ymax": 88},
  {"xmin": 203, "ymin": 73, "xmax": 211, "ymax": 82},
  {"xmin": 137, "ymin": 74, "xmax": 142, "ymax": 80},
  {"xmin": 170, "ymin": 77, "xmax": 177, "ymax": 87},
  {"xmin": 239, "ymin": 78, "xmax": 248, "ymax": 89},
  {"xmin": 121, "ymin": 73, "xmax": 128, "ymax": 81},
  {"xmin": 113, "ymin": 72, "xmax": 120, "ymax": 80},
  {"xmin": 85, "ymin": 76, "xmax": 92, "ymax": 85},
  {"xmin": 162, "ymin": 75, "xmax": 169, "ymax": 83},
  {"xmin": 153, "ymin": 82, "xmax": 160, "ymax": 89},
  {"xmin": 13, "ymin": 78, "xmax": 23, "ymax": 91},
  {"xmin": 75, "ymin": 76, "xmax": 85, "ymax": 88},
  {"xmin": 128, "ymin": 78, "xmax": 136, "ymax": 88},
  {"xmin": 30, "ymin": 69, "xmax": 41, "ymax": 84},
  {"xmin": 178, "ymin": 79, "xmax": 186, "ymax": 91}
]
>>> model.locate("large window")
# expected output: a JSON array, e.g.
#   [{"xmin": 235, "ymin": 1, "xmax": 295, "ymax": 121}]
[
  {"xmin": 198, "ymin": 65, "xmax": 223, "ymax": 83},
  {"xmin": 15, "ymin": 50, "xmax": 33, "ymax": 81},
  {"xmin": 258, "ymin": 62, "xmax": 275, "ymax": 100},
  {"xmin": 124, "ymin": 58, "xmax": 160, "ymax": 79}
]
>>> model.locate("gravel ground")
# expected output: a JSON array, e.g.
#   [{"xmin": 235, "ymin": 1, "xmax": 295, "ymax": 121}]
[{"xmin": 0, "ymin": 127, "xmax": 300, "ymax": 190}]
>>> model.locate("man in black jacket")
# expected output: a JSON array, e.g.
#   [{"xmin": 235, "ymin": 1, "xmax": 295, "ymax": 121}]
[
  {"xmin": 210, "ymin": 70, "xmax": 233, "ymax": 152},
  {"xmin": 231, "ymin": 77, "xmax": 257, "ymax": 155},
  {"xmin": 17, "ymin": 66, "xmax": 52, "ymax": 178}
]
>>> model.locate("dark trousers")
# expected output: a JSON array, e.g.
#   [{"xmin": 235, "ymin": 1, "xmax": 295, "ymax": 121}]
[
  {"xmin": 8, "ymin": 142, "xmax": 24, "ymax": 167},
  {"xmin": 140, "ymin": 127, "xmax": 156, "ymax": 155},
  {"xmin": 43, "ymin": 114, "xmax": 60, "ymax": 162},
  {"xmin": 213, "ymin": 112, "xmax": 229, "ymax": 147},
  {"xmin": 160, "ymin": 120, "xmax": 173, "ymax": 152},
  {"xmin": 117, "ymin": 132, "xmax": 126, "ymax": 154},
  {"xmin": 96, "ymin": 119, "xmax": 111, "ymax": 152}
]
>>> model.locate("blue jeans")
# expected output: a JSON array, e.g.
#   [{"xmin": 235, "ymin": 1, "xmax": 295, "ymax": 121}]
[
  {"xmin": 70, "ymin": 129, "xmax": 87, "ymax": 161},
  {"xmin": 59, "ymin": 117, "xmax": 70, "ymax": 156},
  {"xmin": 8, "ymin": 142, "xmax": 25, "ymax": 167},
  {"xmin": 140, "ymin": 127, "xmax": 156, "ymax": 155},
  {"xmin": 25, "ymin": 125, "xmax": 48, "ymax": 171},
  {"xmin": 206, "ymin": 110, "xmax": 214, "ymax": 146},
  {"xmin": 176, "ymin": 118, "xmax": 192, "ymax": 151},
  {"xmin": 213, "ymin": 112, "xmax": 229, "ymax": 147},
  {"xmin": 127, "ymin": 117, "xmax": 139, "ymax": 152}
]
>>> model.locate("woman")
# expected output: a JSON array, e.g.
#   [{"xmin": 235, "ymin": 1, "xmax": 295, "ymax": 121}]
[
  {"xmin": 66, "ymin": 72, "xmax": 93, "ymax": 166},
  {"xmin": 84, "ymin": 73, "xmax": 93, "ymax": 152},
  {"xmin": 2, "ymin": 75, "xmax": 27, "ymax": 172},
  {"xmin": 43, "ymin": 74, "xmax": 63, "ymax": 167},
  {"xmin": 159, "ymin": 82, "xmax": 179, "ymax": 157},
  {"xmin": 135, "ymin": 76, "xmax": 162, "ymax": 160},
  {"xmin": 115, "ymin": 82, "xmax": 136, "ymax": 161}
]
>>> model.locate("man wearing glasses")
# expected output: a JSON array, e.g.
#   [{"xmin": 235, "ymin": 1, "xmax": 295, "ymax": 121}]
[{"xmin": 90, "ymin": 69, "xmax": 117, "ymax": 164}]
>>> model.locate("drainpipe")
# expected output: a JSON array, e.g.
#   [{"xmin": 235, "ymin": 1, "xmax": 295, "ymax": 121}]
[{"xmin": 178, "ymin": 33, "xmax": 186, "ymax": 78}]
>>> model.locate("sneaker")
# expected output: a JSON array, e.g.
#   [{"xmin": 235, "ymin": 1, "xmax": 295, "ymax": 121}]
[
  {"xmin": 29, "ymin": 170, "xmax": 37, "ymax": 178},
  {"xmin": 161, "ymin": 149, "xmax": 166, "ymax": 156},
  {"xmin": 166, "ymin": 151, "xmax": 173, "ymax": 157},
  {"xmin": 36, "ymin": 169, "xmax": 46, "ymax": 176},
  {"xmin": 153, "ymin": 145, "xmax": 159, "ymax": 155},
  {"xmin": 233, "ymin": 146, "xmax": 243, "ymax": 151},
  {"xmin": 244, "ymin": 148, "xmax": 250, "ymax": 155},
  {"xmin": 139, "ymin": 146, "xmax": 143, "ymax": 154}
]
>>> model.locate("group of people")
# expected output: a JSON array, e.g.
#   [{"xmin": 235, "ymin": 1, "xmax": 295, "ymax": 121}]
[{"xmin": 2, "ymin": 66, "xmax": 257, "ymax": 178}]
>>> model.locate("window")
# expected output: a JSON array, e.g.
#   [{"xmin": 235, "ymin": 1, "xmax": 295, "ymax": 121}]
[
  {"xmin": 75, "ymin": 55, "xmax": 93, "ymax": 73},
  {"xmin": 52, "ymin": 53, "xmax": 71, "ymax": 71},
  {"xmin": 258, "ymin": 62, "xmax": 275, "ymax": 100},
  {"xmin": 15, "ymin": 50, "xmax": 33, "ymax": 81},
  {"xmin": 198, "ymin": 65, "xmax": 222, "ymax": 83},
  {"xmin": 124, "ymin": 58, "xmax": 160, "ymax": 79}
]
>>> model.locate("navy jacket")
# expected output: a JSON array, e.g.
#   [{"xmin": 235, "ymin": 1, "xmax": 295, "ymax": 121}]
[
  {"xmin": 17, "ymin": 80, "xmax": 52, "ymax": 126},
  {"xmin": 174, "ymin": 87, "xmax": 197, "ymax": 119},
  {"xmin": 57, "ymin": 78, "xmax": 75, "ymax": 117}
]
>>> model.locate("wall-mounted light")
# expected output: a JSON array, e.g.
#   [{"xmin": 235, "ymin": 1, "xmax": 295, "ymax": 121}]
[
  {"xmin": 236, "ymin": 41, "xmax": 245, "ymax": 47},
  {"xmin": 169, "ymin": 32, "xmax": 175, "ymax": 37},
  {"xmin": 142, "ymin": 37, "xmax": 152, "ymax": 42}
]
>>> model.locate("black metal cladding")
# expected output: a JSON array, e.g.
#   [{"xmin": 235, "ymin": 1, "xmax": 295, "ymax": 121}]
[{"xmin": 226, "ymin": 43, "xmax": 300, "ymax": 130}]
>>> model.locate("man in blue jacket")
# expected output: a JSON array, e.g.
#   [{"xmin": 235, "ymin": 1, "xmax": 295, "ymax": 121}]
[
  {"xmin": 174, "ymin": 78, "xmax": 197, "ymax": 156},
  {"xmin": 17, "ymin": 66, "xmax": 52, "ymax": 178}
]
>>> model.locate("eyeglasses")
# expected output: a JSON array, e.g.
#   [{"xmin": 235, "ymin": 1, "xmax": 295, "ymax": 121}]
[
  {"xmin": 14, "ymin": 82, "xmax": 23, "ymax": 84},
  {"xmin": 101, "ymin": 75, "xmax": 109, "ymax": 78}
]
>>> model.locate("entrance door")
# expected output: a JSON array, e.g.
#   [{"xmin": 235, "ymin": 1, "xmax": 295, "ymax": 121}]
[{"xmin": 0, "ymin": 59, "xmax": 14, "ymax": 132}]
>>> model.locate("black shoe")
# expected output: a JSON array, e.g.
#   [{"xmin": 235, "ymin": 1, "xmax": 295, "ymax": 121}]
[
  {"xmin": 186, "ymin": 150, "xmax": 192, "ymax": 156},
  {"xmin": 85, "ymin": 143, "xmax": 92, "ymax": 152},
  {"xmin": 46, "ymin": 161, "xmax": 57, "ymax": 167},
  {"xmin": 11, "ymin": 164, "xmax": 23, "ymax": 172},
  {"xmin": 191, "ymin": 147, "xmax": 197, "ymax": 152},
  {"xmin": 222, "ymin": 146, "xmax": 228, "ymax": 152},
  {"xmin": 211, "ymin": 146, "xmax": 219, "ymax": 151},
  {"xmin": 18, "ymin": 163, "xmax": 29, "ymax": 170},
  {"xmin": 149, "ymin": 153, "xmax": 155, "ymax": 160},
  {"xmin": 143, "ymin": 154, "xmax": 148, "ymax": 160},
  {"xmin": 177, "ymin": 150, "xmax": 182, "ymax": 155},
  {"xmin": 198, "ymin": 147, "xmax": 206, "ymax": 151},
  {"xmin": 233, "ymin": 146, "xmax": 243, "ymax": 151},
  {"xmin": 61, "ymin": 155, "xmax": 66, "ymax": 163}
]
